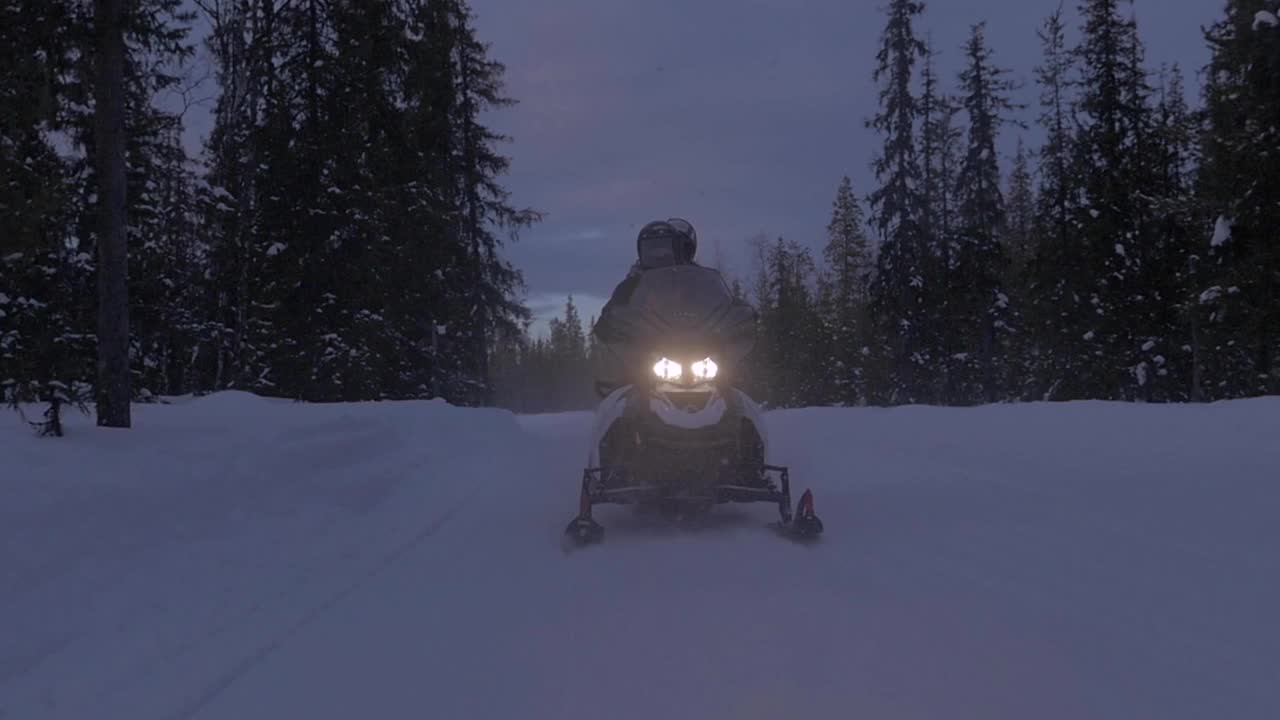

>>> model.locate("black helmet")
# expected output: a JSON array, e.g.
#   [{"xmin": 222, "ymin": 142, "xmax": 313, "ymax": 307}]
[
  {"xmin": 667, "ymin": 217, "xmax": 697, "ymax": 260},
  {"xmin": 635, "ymin": 218, "xmax": 697, "ymax": 268}
]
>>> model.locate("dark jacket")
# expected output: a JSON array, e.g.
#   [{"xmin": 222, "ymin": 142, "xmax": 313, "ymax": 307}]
[{"xmin": 592, "ymin": 264, "xmax": 643, "ymax": 344}]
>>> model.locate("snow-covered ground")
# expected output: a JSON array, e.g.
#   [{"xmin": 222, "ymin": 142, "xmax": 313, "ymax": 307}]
[{"xmin": 4, "ymin": 393, "xmax": 1279, "ymax": 719}]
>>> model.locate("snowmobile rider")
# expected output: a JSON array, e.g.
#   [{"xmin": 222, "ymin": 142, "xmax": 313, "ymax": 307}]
[{"xmin": 592, "ymin": 218, "xmax": 700, "ymax": 344}]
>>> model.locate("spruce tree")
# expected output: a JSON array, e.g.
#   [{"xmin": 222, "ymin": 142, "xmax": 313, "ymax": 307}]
[
  {"xmin": 1072, "ymin": 0, "xmax": 1164, "ymax": 399},
  {"xmin": 1003, "ymin": 139, "xmax": 1037, "ymax": 280},
  {"xmin": 867, "ymin": 0, "xmax": 929, "ymax": 403},
  {"xmin": 547, "ymin": 296, "xmax": 590, "ymax": 409},
  {"xmin": 919, "ymin": 38, "xmax": 964, "ymax": 250},
  {"xmin": 446, "ymin": 0, "xmax": 539, "ymax": 406},
  {"xmin": 820, "ymin": 176, "xmax": 873, "ymax": 405},
  {"xmin": 0, "ymin": 0, "xmax": 92, "ymax": 426},
  {"xmin": 1028, "ymin": 5, "xmax": 1086, "ymax": 400},
  {"xmin": 1116, "ymin": 8, "xmax": 1186, "ymax": 402},
  {"xmin": 950, "ymin": 22, "xmax": 1020, "ymax": 403},
  {"xmin": 198, "ymin": 0, "xmax": 292, "ymax": 394},
  {"xmin": 757, "ymin": 238, "xmax": 821, "ymax": 408},
  {"xmin": 916, "ymin": 39, "xmax": 964, "ymax": 401},
  {"xmin": 918, "ymin": 40, "xmax": 948, "ymax": 246},
  {"xmin": 400, "ymin": 0, "xmax": 465, "ymax": 400},
  {"xmin": 0, "ymin": 0, "xmax": 75, "ymax": 259},
  {"xmin": 130, "ymin": 123, "xmax": 204, "ymax": 398},
  {"xmin": 1196, "ymin": 0, "xmax": 1280, "ymax": 398},
  {"xmin": 94, "ymin": 0, "xmax": 133, "ymax": 427},
  {"xmin": 1002, "ymin": 138, "xmax": 1037, "ymax": 398},
  {"xmin": 1134, "ymin": 64, "xmax": 1200, "ymax": 401}
]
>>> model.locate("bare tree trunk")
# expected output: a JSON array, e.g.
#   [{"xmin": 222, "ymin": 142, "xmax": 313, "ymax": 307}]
[{"xmin": 95, "ymin": 0, "xmax": 131, "ymax": 428}]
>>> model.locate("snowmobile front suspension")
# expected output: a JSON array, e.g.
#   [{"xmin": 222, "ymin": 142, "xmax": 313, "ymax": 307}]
[
  {"xmin": 566, "ymin": 464, "xmax": 821, "ymax": 542},
  {"xmin": 565, "ymin": 472, "xmax": 606, "ymax": 544}
]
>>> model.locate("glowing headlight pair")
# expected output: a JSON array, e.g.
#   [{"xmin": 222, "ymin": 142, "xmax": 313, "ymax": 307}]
[{"xmin": 652, "ymin": 357, "xmax": 718, "ymax": 381}]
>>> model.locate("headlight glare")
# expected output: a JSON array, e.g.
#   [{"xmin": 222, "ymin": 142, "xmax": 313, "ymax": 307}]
[
  {"xmin": 692, "ymin": 357, "xmax": 718, "ymax": 380},
  {"xmin": 652, "ymin": 357, "xmax": 682, "ymax": 381}
]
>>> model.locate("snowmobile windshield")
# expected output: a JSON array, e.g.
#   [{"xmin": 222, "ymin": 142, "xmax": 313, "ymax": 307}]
[
  {"xmin": 629, "ymin": 265, "xmax": 732, "ymax": 329},
  {"xmin": 638, "ymin": 235, "xmax": 678, "ymax": 268},
  {"xmin": 605, "ymin": 265, "xmax": 756, "ymax": 369}
]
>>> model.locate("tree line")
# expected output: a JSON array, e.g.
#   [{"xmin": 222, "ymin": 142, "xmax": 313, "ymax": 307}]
[
  {"xmin": 490, "ymin": 297, "xmax": 601, "ymax": 413},
  {"xmin": 492, "ymin": 0, "xmax": 1279, "ymax": 412},
  {"xmin": 1, "ymin": 0, "xmax": 534, "ymax": 433},
  {"xmin": 757, "ymin": 0, "xmax": 1277, "ymax": 409},
  {"xmin": 5, "ymin": 0, "xmax": 1277, "ymax": 425}
]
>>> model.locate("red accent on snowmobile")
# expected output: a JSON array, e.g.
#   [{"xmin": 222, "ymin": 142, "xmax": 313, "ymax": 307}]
[
  {"xmin": 786, "ymin": 488, "xmax": 823, "ymax": 539},
  {"xmin": 798, "ymin": 489, "xmax": 815, "ymax": 516}
]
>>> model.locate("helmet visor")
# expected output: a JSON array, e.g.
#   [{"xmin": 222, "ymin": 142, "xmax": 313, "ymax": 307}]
[{"xmin": 638, "ymin": 234, "xmax": 678, "ymax": 268}]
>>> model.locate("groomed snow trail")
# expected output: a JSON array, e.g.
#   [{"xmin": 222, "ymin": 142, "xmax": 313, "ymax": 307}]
[{"xmin": 4, "ymin": 395, "xmax": 1279, "ymax": 719}]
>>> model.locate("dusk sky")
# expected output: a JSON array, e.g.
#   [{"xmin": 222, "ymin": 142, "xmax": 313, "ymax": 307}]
[{"xmin": 179, "ymin": 0, "xmax": 1222, "ymax": 334}]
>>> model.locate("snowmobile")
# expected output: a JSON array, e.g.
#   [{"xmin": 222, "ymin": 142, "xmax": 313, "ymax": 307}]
[{"xmin": 564, "ymin": 263, "xmax": 823, "ymax": 545}]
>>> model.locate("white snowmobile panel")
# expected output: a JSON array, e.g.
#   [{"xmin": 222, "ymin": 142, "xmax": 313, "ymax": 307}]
[
  {"xmin": 588, "ymin": 384, "xmax": 632, "ymax": 467},
  {"xmin": 734, "ymin": 388, "xmax": 772, "ymax": 462},
  {"xmin": 649, "ymin": 391, "xmax": 727, "ymax": 430}
]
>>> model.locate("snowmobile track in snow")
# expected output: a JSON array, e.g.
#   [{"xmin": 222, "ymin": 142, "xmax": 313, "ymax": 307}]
[{"xmin": 168, "ymin": 481, "xmax": 487, "ymax": 720}]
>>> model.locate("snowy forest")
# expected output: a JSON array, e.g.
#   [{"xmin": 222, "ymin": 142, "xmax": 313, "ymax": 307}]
[
  {"xmin": 3, "ymin": 0, "xmax": 1279, "ymax": 427},
  {"xmin": 2, "ymin": 0, "xmax": 536, "ymax": 432},
  {"xmin": 494, "ymin": 0, "xmax": 1280, "ymax": 412}
]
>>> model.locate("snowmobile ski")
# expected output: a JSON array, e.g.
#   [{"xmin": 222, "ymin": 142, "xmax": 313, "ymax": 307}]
[
  {"xmin": 773, "ymin": 489, "xmax": 824, "ymax": 541},
  {"xmin": 564, "ymin": 515, "xmax": 605, "ymax": 546},
  {"xmin": 563, "ymin": 480, "xmax": 605, "ymax": 547},
  {"xmin": 563, "ymin": 463, "xmax": 823, "ymax": 545}
]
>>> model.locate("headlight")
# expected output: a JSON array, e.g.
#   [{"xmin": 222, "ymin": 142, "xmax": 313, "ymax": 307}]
[
  {"xmin": 652, "ymin": 358, "xmax": 682, "ymax": 381},
  {"xmin": 692, "ymin": 357, "xmax": 718, "ymax": 380}
]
